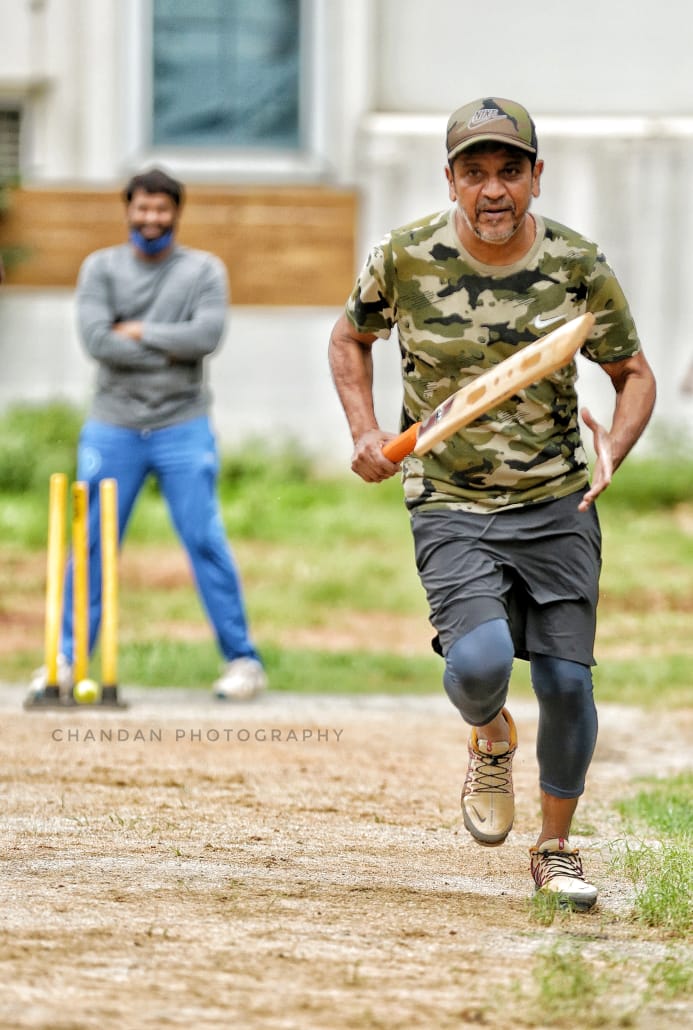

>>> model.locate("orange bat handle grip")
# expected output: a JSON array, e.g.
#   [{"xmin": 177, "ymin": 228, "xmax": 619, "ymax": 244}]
[{"xmin": 382, "ymin": 422, "xmax": 421, "ymax": 463}]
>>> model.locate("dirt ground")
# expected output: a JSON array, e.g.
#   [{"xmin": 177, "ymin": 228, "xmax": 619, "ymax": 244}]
[{"xmin": 0, "ymin": 686, "xmax": 691, "ymax": 1030}]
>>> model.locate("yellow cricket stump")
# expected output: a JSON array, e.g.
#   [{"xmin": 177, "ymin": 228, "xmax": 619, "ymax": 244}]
[
  {"xmin": 99, "ymin": 478, "xmax": 121, "ymax": 705},
  {"xmin": 71, "ymin": 481, "xmax": 90, "ymax": 687},
  {"xmin": 42, "ymin": 472, "xmax": 68, "ymax": 702}
]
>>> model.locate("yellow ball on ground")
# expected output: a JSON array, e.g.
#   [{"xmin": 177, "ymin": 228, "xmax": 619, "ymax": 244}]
[{"xmin": 74, "ymin": 679, "xmax": 101, "ymax": 704}]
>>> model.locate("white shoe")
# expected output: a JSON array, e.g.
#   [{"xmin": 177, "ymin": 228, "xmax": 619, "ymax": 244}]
[
  {"xmin": 530, "ymin": 837, "xmax": 598, "ymax": 911},
  {"xmin": 213, "ymin": 657, "xmax": 268, "ymax": 701},
  {"xmin": 27, "ymin": 653, "xmax": 73, "ymax": 701}
]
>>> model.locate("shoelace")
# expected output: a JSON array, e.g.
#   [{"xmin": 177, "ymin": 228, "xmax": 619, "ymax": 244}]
[
  {"xmin": 531, "ymin": 848, "xmax": 584, "ymax": 886},
  {"xmin": 465, "ymin": 748, "xmax": 514, "ymax": 795}
]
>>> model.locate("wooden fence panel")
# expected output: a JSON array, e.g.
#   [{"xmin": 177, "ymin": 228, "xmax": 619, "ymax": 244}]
[{"xmin": 0, "ymin": 186, "xmax": 358, "ymax": 305}]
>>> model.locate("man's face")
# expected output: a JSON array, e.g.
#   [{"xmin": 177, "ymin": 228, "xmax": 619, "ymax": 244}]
[
  {"xmin": 445, "ymin": 146, "xmax": 543, "ymax": 246},
  {"xmin": 126, "ymin": 189, "xmax": 179, "ymax": 240}
]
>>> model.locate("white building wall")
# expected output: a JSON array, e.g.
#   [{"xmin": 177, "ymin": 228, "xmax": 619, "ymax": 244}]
[
  {"xmin": 373, "ymin": 0, "xmax": 692, "ymax": 116},
  {"xmin": 0, "ymin": 1, "xmax": 34, "ymax": 79}
]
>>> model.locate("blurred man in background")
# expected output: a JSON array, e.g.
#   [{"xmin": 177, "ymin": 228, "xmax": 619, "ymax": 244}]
[{"xmin": 29, "ymin": 168, "xmax": 266, "ymax": 702}]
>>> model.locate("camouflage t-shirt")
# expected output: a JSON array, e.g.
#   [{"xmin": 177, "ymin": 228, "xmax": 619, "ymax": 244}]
[{"xmin": 345, "ymin": 209, "xmax": 641, "ymax": 512}]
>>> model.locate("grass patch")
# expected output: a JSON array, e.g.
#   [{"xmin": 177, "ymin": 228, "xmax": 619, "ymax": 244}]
[
  {"xmin": 610, "ymin": 774, "xmax": 693, "ymax": 937},
  {"xmin": 506, "ymin": 657, "xmax": 693, "ymax": 708},
  {"xmin": 526, "ymin": 945, "xmax": 636, "ymax": 1028},
  {"xmin": 116, "ymin": 641, "xmax": 442, "ymax": 694},
  {"xmin": 590, "ymin": 657, "xmax": 693, "ymax": 707},
  {"xmin": 528, "ymin": 890, "xmax": 575, "ymax": 928},
  {"xmin": 522, "ymin": 932, "xmax": 692, "ymax": 1026},
  {"xmin": 2, "ymin": 402, "xmax": 693, "ymax": 696},
  {"xmin": 646, "ymin": 952, "xmax": 693, "ymax": 1001},
  {"xmin": 258, "ymin": 645, "xmax": 441, "ymax": 695},
  {"xmin": 616, "ymin": 772, "xmax": 693, "ymax": 838},
  {"xmin": 0, "ymin": 402, "xmax": 81, "ymax": 493},
  {"xmin": 610, "ymin": 839, "xmax": 691, "ymax": 937}
]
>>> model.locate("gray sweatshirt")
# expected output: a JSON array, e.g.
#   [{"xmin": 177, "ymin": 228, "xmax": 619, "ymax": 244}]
[{"xmin": 76, "ymin": 243, "xmax": 228, "ymax": 429}]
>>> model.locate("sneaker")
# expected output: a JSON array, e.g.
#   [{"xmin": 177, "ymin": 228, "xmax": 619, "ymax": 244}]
[
  {"xmin": 213, "ymin": 657, "xmax": 268, "ymax": 701},
  {"xmin": 530, "ymin": 837, "xmax": 598, "ymax": 911},
  {"xmin": 26, "ymin": 653, "xmax": 73, "ymax": 703},
  {"xmin": 461, "ymin": 707, "xmax": 517, "ymax": 846}
]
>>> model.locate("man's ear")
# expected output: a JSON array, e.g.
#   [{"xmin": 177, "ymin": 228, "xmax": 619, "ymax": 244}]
[
  {"xmin": 445, "ymin": 163, "xmax": 456, "ymax": 202},
  {"xmin": 532, "ymin": 159, "xmax": 544, "ymax": 199}
]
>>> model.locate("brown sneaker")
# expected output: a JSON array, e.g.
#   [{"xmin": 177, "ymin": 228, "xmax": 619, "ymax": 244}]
[
  {"xmin": 530, "ymin": 837, "xmax": 598, "ymax": 911},
  {"xmin": 461, "ymin": 707, "xmax": 517, "ymax": 846}
]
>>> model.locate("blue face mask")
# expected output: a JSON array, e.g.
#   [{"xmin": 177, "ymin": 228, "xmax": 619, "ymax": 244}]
[{"xmin": 129, "ymin": 228, "xmax": 175, "ymax": 256}]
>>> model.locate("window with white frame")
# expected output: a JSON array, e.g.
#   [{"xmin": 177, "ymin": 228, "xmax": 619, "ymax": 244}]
[
  {"xmin": 0, "ymin": 108, "xmax": 22, "ymax": 181},
  {"xmin": 151, "ymin": 0, "xmax": 302, "ymax": 150}
]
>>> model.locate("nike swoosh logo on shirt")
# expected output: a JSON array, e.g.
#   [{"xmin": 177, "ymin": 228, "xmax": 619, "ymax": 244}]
[{"xmin": 533, "ymin": 314, "xmax": 566, "ymax": 331}]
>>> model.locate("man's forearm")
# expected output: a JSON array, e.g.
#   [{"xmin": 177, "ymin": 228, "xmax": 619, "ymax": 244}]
[
  {"xmin": 328, "ymin": 318, "xmax": 380, "ymax": 443},
  {"xmin": 141, "ymin": 310, "xmax": 226, "ymax": 361},
  {"xmin": 607, "ymin": 359, "xmax": 656, "ymax": 471},
  {"xmin": 81, "ymin": 322, "xmax": 168, "ymax": 369}
]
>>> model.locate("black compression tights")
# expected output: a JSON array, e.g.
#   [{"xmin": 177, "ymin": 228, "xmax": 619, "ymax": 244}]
[{"xmin": 443, "ymin": 618, "xmax": 598, "ymax": 798}]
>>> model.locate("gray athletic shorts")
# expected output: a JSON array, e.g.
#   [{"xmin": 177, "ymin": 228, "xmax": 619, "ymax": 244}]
[{"xmin": 411, "ymin": 491, "xmax": 602, "ymax": 666}]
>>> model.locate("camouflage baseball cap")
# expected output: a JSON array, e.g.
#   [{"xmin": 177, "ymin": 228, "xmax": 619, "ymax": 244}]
[{"xmin": 446, "ymin": 97, "xmax": 537, "ymax": 161}]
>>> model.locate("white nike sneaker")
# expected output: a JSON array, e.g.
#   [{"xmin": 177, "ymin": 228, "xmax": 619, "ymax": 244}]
[
  {"xmin": 530, "ymin": 837, "xmax": 598, "ymax": 911},
  {"xmin": 213, "ymin": 657, "xmax": 268, "ymax": 701},
  {"xmin": 461, "ymin": 707, "xmax": 517, "ymax": 846}
]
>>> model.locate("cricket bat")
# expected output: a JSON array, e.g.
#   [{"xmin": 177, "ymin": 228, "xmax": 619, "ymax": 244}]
[{"xmin": 382, "ymin": 313, "xmax": 595, "ymax": 462}]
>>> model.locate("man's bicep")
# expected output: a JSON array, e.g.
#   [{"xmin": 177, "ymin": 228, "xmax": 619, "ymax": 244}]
[
  {"xmin": 334, "ymin": 312, "xmax": 378, "ymax": 347},
  {"xmin": 76, "ymin": 258, "xmax": 116, "ymax": 328},
  {"xmin": 598, "ymin": 350, "xmax": 653, "ymax": 393}
]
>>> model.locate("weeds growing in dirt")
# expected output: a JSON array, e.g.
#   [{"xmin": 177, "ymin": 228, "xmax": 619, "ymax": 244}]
[
  {"xmin": 526, "ymin": 943, "xmax": 693, "ymax": 1028},
  {"xmin": 528, "ymin": 945, "xmax": 637, "ymax": 1027},
  {"xmin": 609, "ymin": 838, "xmax": 692, "ymax": 936},
  {"xmin": 610, "ymin": 773, "xmax": 693, "ymax": 937},
  {"xmin": 615, "ymin": 772, "xmax": 693, "ymax": 838},
  {"xmin": 645, "ymin": 951, "xmax": 693, "ymax": 1002},
  {"xmin": 528, "ymin": 890, "xmax": 574, "ymax": 927}
]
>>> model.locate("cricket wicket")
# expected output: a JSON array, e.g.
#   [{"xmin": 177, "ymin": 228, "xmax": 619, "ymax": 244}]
[{"xmin": 25, "ymin": 472, "xmax": 124, "ymax": 708}]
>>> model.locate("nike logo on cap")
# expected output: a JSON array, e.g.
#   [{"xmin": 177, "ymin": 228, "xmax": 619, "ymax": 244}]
[{"xmin": 533, "ymin": 314, "xmax": 565, "ymax": 331}]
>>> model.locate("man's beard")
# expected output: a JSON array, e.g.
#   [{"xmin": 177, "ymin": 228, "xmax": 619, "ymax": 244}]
[{"xmin": 458, "ymin": 204, "xmax": 521, "ymax": 245}]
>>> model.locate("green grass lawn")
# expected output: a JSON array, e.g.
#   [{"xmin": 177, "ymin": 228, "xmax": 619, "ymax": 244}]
[{"xmin": 1, "ymin": 403, "xmax": 692, "ymax": 704}]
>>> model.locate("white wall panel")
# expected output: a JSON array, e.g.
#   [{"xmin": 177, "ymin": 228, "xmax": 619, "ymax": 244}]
[{"xmin": 374, "ymin": 0, "xmax": 693, "ymax": 115}]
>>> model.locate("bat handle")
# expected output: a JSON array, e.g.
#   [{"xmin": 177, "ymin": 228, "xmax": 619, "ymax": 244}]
[{"xmin": 382, "ymin": 423, "xmax": 421, "ymax": 463}]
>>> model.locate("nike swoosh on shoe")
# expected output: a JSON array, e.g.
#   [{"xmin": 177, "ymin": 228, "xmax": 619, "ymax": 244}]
[{"xmin": 469, "ymin": 805, "xmax": 487, "ymax": 823}]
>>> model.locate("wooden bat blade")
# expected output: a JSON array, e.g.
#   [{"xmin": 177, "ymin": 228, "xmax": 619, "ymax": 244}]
[
  {"xmin": 380, "ymin": 313, "xmax": 595, "ymax": 463},
  {"xmin": 413, "ymin": 312, "xmax": 595, "ymax": 456}
]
